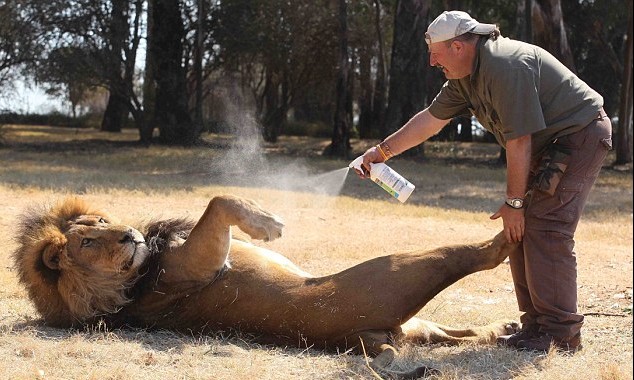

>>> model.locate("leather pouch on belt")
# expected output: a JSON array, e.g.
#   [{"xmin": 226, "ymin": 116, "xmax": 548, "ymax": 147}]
[{"xmin": 531, "ymin": 144, "xmax": 572, "ymax": 196}]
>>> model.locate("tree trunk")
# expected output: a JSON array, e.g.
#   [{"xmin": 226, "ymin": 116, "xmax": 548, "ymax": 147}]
[
  {"xmin": 100, "ymin": 0, "xmax": 128, "ymax": 132},
  {"xmin": 358, "ymin": 45, "xmax": 372, "ymax": 139},
  {"xmin": 515, "ymin": 0, "xmax": 532, "ymax": 42},
  {"xmin": 372, "ymin": 0, "xmax": 387, "ymax": 138},
  {"xmin": 384, "ymin": 0, "xmax": 430, "ymax": 156},
  {"xmin": 151, "ymin": 0, "xmax": 197, "ymax": 145},
  {"xmin": 101, "ymin": 92, "xmax": 127, "ymax": 132},
  {"xmin": 262, "ymin": 66, "xmax": 282, "ymax": 143},
  {"xmin": 141, "ymin": 0, "xmax": 156, "ymax": 144},
  {"xmin": 615, "ymin": 0, "xmax": 633, "ymax": 165},
  {"xmin": 193, "ymin": 0, "xmax": 204, "ymax": 132},
  {"xmin": 532, "ymin": 0, "xmax": 576, "ymax": 72},
  {"xmin": 324, "ymin": 0, "xmax": 351, "ymax": 158}
]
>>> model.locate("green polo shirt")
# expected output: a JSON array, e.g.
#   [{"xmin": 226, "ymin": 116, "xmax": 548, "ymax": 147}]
[{"xmin": 429, "ymin": 36, "xmax": 603, "ymax": 156}]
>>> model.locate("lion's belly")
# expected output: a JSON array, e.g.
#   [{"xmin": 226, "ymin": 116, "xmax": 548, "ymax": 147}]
[
  {"xmin": 134, "ymin": 242, "xmax": 433, "ymax": 346},
  {"xmin": 157, "ymin": 244, "xmax": 369, "ymax": 344},
  {"xmin": 176, "ymin": 277, "xmax": 360, "ymax": 345},
  {"xmin": 231, "ymin": 240, "xmax": 314, "ymax": 278}
]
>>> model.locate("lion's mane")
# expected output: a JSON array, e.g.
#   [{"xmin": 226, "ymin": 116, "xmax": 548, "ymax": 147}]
[
  {"xmin": 12, "ymin": 198, "xmax": 111, "ymax": 325},
  {"xmin": 11, "ymin": 197, "xmax": 200, "ymax": 326}
]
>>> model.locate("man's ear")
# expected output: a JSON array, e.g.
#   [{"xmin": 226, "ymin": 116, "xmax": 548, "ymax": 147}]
[
  {"xmin": 42, "ymin": 239, "xmax": 66, "ymax": 270},
  {"xmin": 451, "ymin": 40, "xmax": 463, "ymax": 52}
]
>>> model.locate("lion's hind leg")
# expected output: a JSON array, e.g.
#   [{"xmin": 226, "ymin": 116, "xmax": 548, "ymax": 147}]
[{"xmin": 400, "ymin": 317, "xmax": 519, "ymax": 346}]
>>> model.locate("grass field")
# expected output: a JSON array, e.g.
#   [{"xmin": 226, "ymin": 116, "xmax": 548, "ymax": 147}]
[{"xmin": 0, "ymin": 124, "xmax": 632, "ymax": 379}]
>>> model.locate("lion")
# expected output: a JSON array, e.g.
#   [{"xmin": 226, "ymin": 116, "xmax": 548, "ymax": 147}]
[{"xmin": 13, "ymin": 195, "xmax": 519, "ymax": 378}]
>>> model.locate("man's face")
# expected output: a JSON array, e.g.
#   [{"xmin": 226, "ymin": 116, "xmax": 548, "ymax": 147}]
[{"xmin": 428, "ymin": 40, "xmax": 470, "ymax": 79}]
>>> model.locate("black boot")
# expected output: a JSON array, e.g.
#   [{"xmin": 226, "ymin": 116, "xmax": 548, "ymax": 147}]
[{"xmin": 496, "ymin": 324, "xmax": 539, "ymax": 348}]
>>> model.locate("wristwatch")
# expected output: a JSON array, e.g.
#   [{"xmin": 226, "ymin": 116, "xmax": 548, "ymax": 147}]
[{"xmin": 505, "ymin": 198, "xmax": 524, "ymax": 209}]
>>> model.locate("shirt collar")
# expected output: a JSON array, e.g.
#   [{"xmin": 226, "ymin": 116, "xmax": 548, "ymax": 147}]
[{"xmin": 469, "ymin": 36, "xmax": 487, "ymax": 85}]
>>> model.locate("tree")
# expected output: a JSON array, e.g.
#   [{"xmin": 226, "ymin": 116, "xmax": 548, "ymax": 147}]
[
  {"xmin": 150, "ymin": 0, "xmax": 197, "ymax": 145},
  {"xmin": 532, "ymin": 0, "xmax": 576, "ymax": 71},
  {"xmin": 384, "ymin": 0, "xmax": 430, "ymax": 145},
  {"xmin": 193, "ymin": 0, "xmax": 205, "ymax": 132},
  {"xmin": 210, "ymin": 0, "xmax": 338, "ymax": 141},
  {"xmin": 22, "ymin": 1, "xmax": 146, "ymax": 135},
  {"xmin": 353, "ymin": 0, "xmax": 376, "ymax": 139},
  {"xmin": 37, "ymin": 47, "xmax": 96, "ymax": 118},
  {"xmin": 324, "ymin": 0, "xmax": 352, "ymax": 158},
  {"xmin": 100, "ymin": 0, "xmax": 145, "ymax": 134},
  {"xmin": 142, "ymin": 0, "xmax": 157, "ymax": 143},
  {"xmin": 615, "ymin": 0, "xmax": 633, "ymax": 165},
  {"xmin": 560, "ymin": 0, "xmax": 631, "ymax": 164},
  {"xmin": 0, "ymin": 0, "xmax": 42, "ymax": 92}
]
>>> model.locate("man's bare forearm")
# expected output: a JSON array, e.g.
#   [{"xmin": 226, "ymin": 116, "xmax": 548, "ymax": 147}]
[
  {"xmin": 383, "ymin": 108, "xmax": 449, "ymax": 156},
  {"xmin": 505, "ymin": 135, "xmax": 532, "ymax": 199}
]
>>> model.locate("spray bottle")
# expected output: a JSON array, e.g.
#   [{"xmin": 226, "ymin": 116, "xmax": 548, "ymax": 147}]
[{"xmin": 349, "ymin": 156, "xmax": 415, "ymax": 203}]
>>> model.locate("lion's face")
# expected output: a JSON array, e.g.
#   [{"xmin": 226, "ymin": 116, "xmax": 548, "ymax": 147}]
[
  {"xmin": 12, "ymin": 198, "xmax": 151, "ymax": 326},
  {"xmin": 56, "ymin": 214, "xmax": 149, "ymax": 275}
]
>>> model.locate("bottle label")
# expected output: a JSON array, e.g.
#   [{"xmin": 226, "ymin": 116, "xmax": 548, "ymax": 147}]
[
  {"xmin": 375, "ymin": 165, "xmax": 410, "ymax": 193},
  {"xmin": 374, "ymin": 178, "xmax": 399, "ymax": 198}
]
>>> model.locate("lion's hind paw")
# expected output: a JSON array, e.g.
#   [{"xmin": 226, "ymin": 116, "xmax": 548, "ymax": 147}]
[
  {"xmin": 505, "ymin": 321, "xmax": 521, "ymax": 335},
  {"xmin": 492, "ymin": 319, "xmax": 521, "ymax": 336}
]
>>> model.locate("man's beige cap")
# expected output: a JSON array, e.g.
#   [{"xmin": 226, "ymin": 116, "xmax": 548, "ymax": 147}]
[{"xmin": 425, "ymin": 11, "xmax": 497, "ymax": 45}]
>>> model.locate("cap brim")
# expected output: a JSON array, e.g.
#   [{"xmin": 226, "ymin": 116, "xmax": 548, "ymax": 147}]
[{"xmin": 470, "ymin": 23, "xmax": 496, "ymax": 35}]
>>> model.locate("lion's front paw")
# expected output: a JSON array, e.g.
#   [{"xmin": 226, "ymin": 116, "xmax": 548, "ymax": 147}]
[
  {"xmin": 253, "ymin": 212, "xmax": 284, "ymax": 242},
  {"xmin": 237, "ymin": 199, "xmax": 284, "ymax": 242}
]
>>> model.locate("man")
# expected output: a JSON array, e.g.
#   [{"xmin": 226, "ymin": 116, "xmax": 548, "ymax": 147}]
[{"xmin": 357, "ymin": 10, "xmax": 612, "ymax": 353}]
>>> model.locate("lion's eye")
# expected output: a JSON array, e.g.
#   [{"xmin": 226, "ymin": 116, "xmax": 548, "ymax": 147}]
[
  {"xmin": 81, "ymin": 238, "xmax": 94, "ymax": 247},
  {"xmin": 98, "ymin": 218, "xmax": 107, "ymax": 224}
]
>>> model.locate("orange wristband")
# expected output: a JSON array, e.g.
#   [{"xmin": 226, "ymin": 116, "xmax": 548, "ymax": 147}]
[
  {"xmin": 376, "ymin": 144, "xmax": 388, "ymax": 161},
  {"xmin": 379, "ymin": 141, "xmax": 394, "ymax": 159}
]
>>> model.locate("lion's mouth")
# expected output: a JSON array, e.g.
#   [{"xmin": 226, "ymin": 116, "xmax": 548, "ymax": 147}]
[
  {"xmin": 121, "ymin": 254, "xmax": 135, "ymax": 271},
  {"xmin": 121, "ymin": 244, "xmax": 140, "ymax": 271}
]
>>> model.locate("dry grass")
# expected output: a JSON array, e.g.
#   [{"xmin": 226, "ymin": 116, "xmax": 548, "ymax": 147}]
[{"xmin": 0, "ymin": 124, "xmax": 631, "ymax": 379}]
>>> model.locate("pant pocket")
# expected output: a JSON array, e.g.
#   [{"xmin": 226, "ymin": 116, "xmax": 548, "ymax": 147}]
[
  {"xmin": 531, "ymin": 145, "xmax": 572, "ymax": 196},
  {"xmin": 527, "ymin": 179, "xmax": 583, "ymax": 232}
]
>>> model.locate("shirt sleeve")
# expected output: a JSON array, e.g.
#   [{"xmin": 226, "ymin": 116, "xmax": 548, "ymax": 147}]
[
  {"xmin": 487, "ymin": 59, "xmax": 547, "ymax": 140},
  {"xmin": 428, "ymin": 80, "xmax": 471, "ymax": 120}
]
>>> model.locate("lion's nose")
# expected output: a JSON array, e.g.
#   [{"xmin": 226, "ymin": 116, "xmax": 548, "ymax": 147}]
[{"xmin": 119, "ymin": 232, "xmax": 135, "ymax": 244}]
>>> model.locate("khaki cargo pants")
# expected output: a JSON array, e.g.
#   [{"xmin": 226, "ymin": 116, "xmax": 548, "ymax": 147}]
[{"xmin": 509, "ymin": 110, "xmax": 612, "ymax": 339}]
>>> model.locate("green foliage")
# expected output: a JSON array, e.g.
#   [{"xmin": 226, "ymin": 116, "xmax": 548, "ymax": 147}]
[
  {"xmin": 0, "ymin": 0, "xmax": 631, "ymax": 142},
  {"xmin": 210, "ymin": 0, "xmax": 339, "ymax": 130},
  {"xmin": 0, "ymin": 112, "xmax": 102, "ymax": 129}
]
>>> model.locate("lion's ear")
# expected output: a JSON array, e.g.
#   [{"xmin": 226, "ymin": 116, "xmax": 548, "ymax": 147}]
[{"xmin": 42, "ymin": 240, "xmax": 65, "ymax": 270}]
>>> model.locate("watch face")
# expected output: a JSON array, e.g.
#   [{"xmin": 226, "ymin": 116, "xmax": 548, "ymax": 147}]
[{"xmin": 511, "ymin": 199, "xmax": 522, "ymax": 208}]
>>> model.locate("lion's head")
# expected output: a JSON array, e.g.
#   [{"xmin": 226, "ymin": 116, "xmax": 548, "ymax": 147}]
[{"xmin": 12, "ymin": 198, "xmax": 150, "ymax": 326}]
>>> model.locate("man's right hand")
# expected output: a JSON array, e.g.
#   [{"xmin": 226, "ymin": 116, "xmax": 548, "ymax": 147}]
[{"xmin": 355, "ymin": 145, "xmax": 385, "ymax": 178}]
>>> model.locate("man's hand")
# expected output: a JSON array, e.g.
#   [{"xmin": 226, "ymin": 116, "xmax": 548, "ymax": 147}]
[
  {"xmin": 352, "ymin": 145, "xmax": 384, "ymax": 179},
  {"xmin": 490, "ymin": 204, "xmax": 525, "ymax": 243}
]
